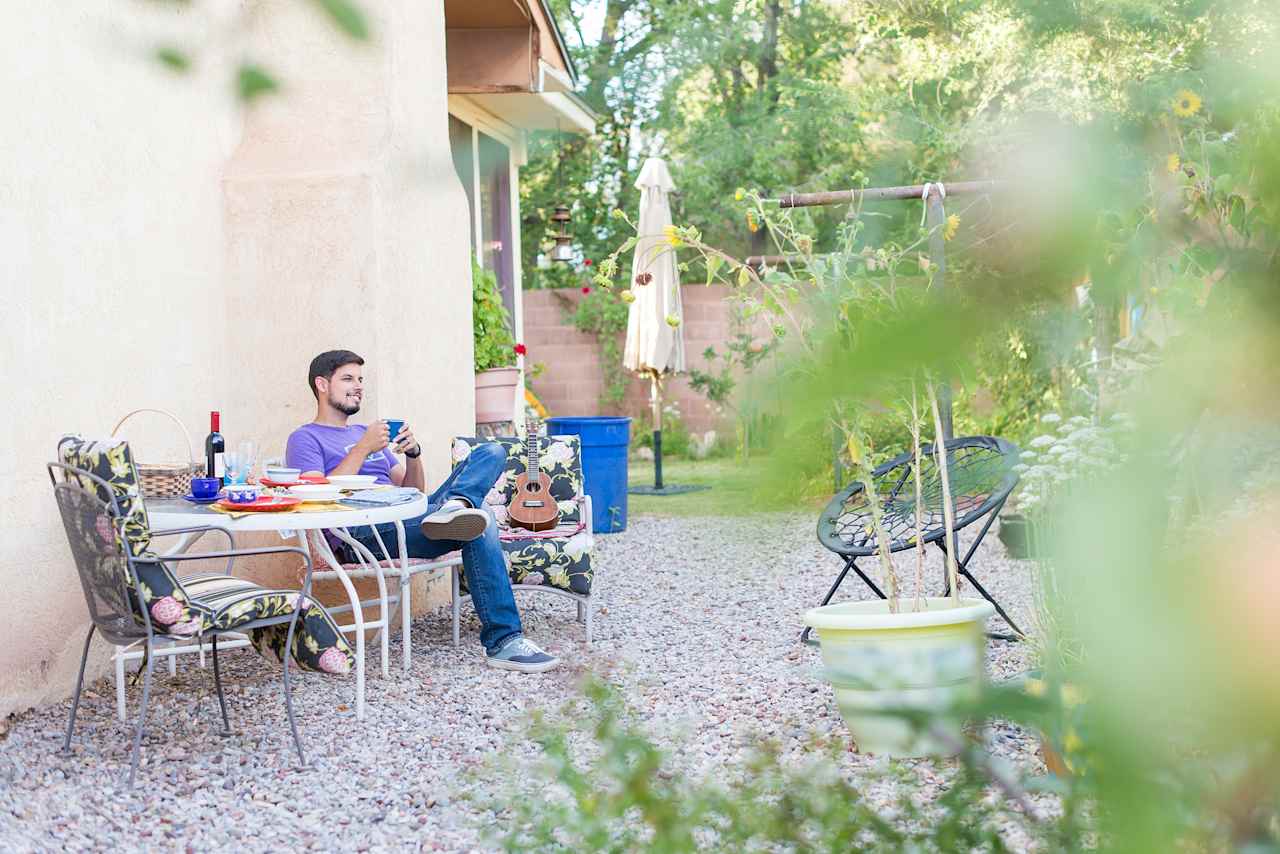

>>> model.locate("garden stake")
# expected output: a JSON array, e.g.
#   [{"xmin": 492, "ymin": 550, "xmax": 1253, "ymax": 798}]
[{"xmin": 929, "ymin": 385, "xmax": 962, "ymax": 605}]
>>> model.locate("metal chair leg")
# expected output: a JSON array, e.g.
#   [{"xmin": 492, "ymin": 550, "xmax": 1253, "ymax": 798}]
[
  {"xmin": 800, "ymin": 558, "xmax": 885, "ymax": 645},
  {"xmin": 211, "ymin": 635, "xmax": 232, "ymax": 736},
  {"xmin": 959, "ymin": 569, "xmax": 1026, "ymax": 639},
  {"xmin": 401, "ymin": 575, "xmax": 412, "ymax": 674},
  {"xmin": 126, "ymin": 642, "xmax": 156, "ymax": 787},
  {"xmin": 114, "ymin": 644, "xmax": 127, "ymax": 723},
  {"xmin": 936, "ymin": 540, "xmax": 1025, "ymax": 639},
  {"xmin": 62, "ymin": 625, "xmax": 96, "ymax": 753},
  {"xmin": 281, "ymin": 610, "xmax": 308, "ymax": 768}
]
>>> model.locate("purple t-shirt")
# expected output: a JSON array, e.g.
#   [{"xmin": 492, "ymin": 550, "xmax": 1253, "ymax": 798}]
[{"xmin": 285, "ymin": 423, "xmax": 399, "ymax": 484}]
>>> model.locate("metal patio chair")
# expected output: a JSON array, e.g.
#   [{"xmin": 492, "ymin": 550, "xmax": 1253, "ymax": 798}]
[
  {"xmin": 49, "ymin": 457, "xmax": 318, "ymax": 786},
  {"xmin": 805, "ymin": 435, "xmax": 1023, "ymax": 644}
]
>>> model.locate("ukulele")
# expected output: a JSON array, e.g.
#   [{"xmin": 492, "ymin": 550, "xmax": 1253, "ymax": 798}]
[{"xmin": 507, "ymin": 416, "xmax": 561, "ymax": 532}]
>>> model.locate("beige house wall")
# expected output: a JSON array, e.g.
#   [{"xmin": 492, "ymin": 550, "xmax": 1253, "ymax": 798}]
[{"xmin": 0, "ymin": 1, "xmax": 472, "ymax": 718}]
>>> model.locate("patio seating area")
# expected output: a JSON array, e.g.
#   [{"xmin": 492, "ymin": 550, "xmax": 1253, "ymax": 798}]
[{"xmin": 0, "ymin": 511, "xmax": 1040, "ymax": 850}]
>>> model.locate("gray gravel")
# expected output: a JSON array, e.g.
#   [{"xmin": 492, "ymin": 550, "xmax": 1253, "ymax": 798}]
[{"xmin": 0, "ymin": 511, "xmax": 1043, "ymax": 851}]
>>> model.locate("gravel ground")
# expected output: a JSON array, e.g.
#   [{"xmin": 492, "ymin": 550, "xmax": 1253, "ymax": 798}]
[{"xmin": 0, "ymin": 512, "xmax": 1044, "ymax": 852}]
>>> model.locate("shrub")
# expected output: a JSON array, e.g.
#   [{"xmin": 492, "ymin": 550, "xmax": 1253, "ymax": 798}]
[{"xmin": 474, "ymin": 259, "xmax": 517, "ymax": 372}]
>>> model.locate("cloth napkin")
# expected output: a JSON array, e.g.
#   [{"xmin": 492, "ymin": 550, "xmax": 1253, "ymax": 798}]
[{"xmin": 339, "ymin": 487, "xmax": 422, "ymax": 508}]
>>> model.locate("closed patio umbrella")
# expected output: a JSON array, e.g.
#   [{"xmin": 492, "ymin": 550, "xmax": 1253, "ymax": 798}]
[{"xmin": 624, "ymin": 157, "xmax": 686, "ymax": 491}]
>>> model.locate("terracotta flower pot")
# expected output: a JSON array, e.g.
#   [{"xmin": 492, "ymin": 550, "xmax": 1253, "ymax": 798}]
[{"xmin": 475, "ymin": 367, "xmax": 520, "ymax": 423}]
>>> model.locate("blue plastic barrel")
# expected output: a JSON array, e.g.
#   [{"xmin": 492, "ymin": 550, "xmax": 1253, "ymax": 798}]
[{"xmin": 546, "ymin": 416, "xmax": 631, "ymax": 534}]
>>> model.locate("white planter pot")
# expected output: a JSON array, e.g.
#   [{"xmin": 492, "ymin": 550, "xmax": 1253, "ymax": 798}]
[{"xmin": 803, "ymin": 597, "xmax": 994, "ymax": 757}]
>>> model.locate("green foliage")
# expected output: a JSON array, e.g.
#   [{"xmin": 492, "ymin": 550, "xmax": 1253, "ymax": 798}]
[
  {"xmin": 487, "ymin": 678, "xmax": 1031, "ymax": 853},
  {"xmin": 154, "ymin": 46, "xmax": 190, "ymax": 72},
  {"xmin": 313, "ymin": 0, "xmax": 370, "ymax": 41},
  {"xmin": 473, "ymin": 259, "xmax": 517, "ymax": 372},
  {"xmin": 686, "ymin": 333, "xmax": 777, "ymax": 409},
  {"xmin": 141, "ymin": 1, "xmax": 370, "ymax": 101},
  {"xmin": 236, "ymin": 64, "xmax": 278, "ymax": 102},
  {"xmin": 631, "ymin": 401, "xmax": 691, "ymax": 458},
  {"xmin": 561, "ymin": 287, "xmax": 631, "ymax": 408}
]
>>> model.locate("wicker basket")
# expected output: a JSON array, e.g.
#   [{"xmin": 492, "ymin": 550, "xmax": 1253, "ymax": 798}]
[{"xmin": 111, "ymin": 408, "xmax": 204, "ymax": 499}]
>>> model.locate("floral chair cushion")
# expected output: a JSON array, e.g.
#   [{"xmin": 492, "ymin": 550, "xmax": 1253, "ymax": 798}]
[
  {"xmin": 56, "ymin": 436, "xmax": 353, "ymax": 675},
  {"xmin": 452, "ymin": 435, "xmax": 593, "ymax": 596},
  {"xmin": 452, "ymin": 435, "xmax": 583, "ymax": 526}
]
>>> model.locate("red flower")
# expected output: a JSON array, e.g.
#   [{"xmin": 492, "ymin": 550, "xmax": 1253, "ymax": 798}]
[
  {"xmin": 584, "ymin": 259, "xmax": 593, "ymax": 267},
  {"xmin": 582, "ymin": 286, "xmax": 591, "ymax": 294},
  {"xmin": 513, "ymin": 343, "xmax": 527, "ymax": 356}
]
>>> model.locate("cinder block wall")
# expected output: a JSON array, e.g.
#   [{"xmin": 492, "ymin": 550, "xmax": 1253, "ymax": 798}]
[{"xmin": 522, "ymin": 285, "xmax": 746, "ymax": 434}]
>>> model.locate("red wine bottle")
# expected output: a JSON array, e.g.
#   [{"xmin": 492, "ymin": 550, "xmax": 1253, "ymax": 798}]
[{"xmin": 206, "ymin": 411, "xmax": 225, "ymax": 482}]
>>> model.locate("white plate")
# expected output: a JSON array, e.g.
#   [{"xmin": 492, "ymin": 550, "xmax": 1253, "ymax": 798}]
[
  {"xmin": 336, "ymin": 482, "xmax": 382, "ymax": 491},
  {"xmin": 328, "ymin": 475, "xmax": 378, "ymax": 487},
  {"xmin": 288, "ymin": 485, "xmax": 343, "ymax": 503}
]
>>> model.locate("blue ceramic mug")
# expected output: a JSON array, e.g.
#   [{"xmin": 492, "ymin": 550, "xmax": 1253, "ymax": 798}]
[
  {"xmin": 385, "ymin": 419, "xmax": 405, "ymax": 445},
  {"xmin": 191, "ymin": 477, "xmax": 221, "ymax": 499}
]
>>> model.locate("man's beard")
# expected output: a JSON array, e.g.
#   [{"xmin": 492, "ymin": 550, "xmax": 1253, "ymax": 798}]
[{"xmin": 331, "ymin": 395, "xmax": 361, "ymax": 416}]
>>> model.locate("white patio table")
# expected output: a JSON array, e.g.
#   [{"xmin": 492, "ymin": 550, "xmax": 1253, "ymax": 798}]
[{"xmin": 145, "ymin": 491, "xmax": 430, "ymax": 721}]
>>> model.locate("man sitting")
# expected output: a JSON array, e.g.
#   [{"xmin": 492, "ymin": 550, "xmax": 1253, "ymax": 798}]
[{"xmin": 285, "ymin": 349, "xmax": 558, "ymax": 673}]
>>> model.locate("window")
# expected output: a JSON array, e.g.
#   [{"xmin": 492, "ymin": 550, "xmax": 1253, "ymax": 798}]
[{"xmin": 448, "ymin": 115, "xmax": 516, "ymax": 323}]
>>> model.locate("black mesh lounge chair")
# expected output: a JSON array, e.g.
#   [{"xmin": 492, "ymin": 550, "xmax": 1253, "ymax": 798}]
[{"xmin": 806, "ymin": 435, "xmax": 1023, "ymax": 644}]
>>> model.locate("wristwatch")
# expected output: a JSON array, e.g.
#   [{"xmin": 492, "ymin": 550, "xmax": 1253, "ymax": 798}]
[{"xmin": 404, "ymin": 445, "xmax": 421, "ymax": 459}]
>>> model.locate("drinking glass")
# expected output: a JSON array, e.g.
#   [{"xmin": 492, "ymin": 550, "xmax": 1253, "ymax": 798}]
[
  {"xmin": 223, "ymin": 451, "xmax": 243, "ymax": 485},
  {"xmin": 238, "ymin": 440, "xmax": 258, "ymax": 482}
]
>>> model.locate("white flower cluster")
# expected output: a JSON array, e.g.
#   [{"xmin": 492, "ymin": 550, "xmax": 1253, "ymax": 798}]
[{"xmin": 1011, "ymin": 413, "xmax": 1132, "ymax": 515}]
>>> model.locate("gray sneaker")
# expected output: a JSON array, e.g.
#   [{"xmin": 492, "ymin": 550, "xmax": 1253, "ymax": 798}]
[
  {"xmin": 486, "ymin": 636, "xmax": 559, "ymax": 673},
  {"xmin": 420, "ymin": 499, "xmax": 488, "ymax": 542}
]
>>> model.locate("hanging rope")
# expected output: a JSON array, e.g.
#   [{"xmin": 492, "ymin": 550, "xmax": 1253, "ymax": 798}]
[{"xmin": 919, "ymin": 181, "xmax": 947, "ymax": 227}]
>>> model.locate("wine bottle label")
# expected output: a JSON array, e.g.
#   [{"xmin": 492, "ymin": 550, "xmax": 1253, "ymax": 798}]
[{"xmin": 213, "ymin": 452, "xmax": 225, "ymax": 479}]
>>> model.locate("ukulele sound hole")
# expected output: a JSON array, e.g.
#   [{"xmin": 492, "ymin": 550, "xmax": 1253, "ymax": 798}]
[{"xmin": 524, "ymin": 483, "xmax": 543, "ymax": 493}]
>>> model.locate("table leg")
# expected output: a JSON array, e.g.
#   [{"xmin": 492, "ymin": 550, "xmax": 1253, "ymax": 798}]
[
  {"xmin": 396, "ymin": 521, "xmax": 411, "ymax": 673},
  {"xmin": 327, "ymin": 527, "xmax": 396, "ymax": 680},
  {"xmin": 307, "ymin": 530, "xmax": 368, "ymax": 721}
]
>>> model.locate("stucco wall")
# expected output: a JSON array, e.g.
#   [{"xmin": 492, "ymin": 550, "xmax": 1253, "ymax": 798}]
[{"xmin": 0, "ymin": 2, "xmax": 472, "ymax": 718}]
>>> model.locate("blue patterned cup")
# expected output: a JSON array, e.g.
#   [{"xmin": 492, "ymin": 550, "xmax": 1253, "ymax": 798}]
[
  {"xmin": 385, "ymin": 419, "xmax": 405, "ymax": 442},
  {"xmin": 225, "ymin": 483, "xmax": 261, "ymax": 504}
]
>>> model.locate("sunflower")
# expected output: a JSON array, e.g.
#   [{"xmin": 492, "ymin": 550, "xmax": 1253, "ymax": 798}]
[
  {"xmin": 1172, "ymin": 89, "xmax": 1201, "ymax": 118},
  {"xmin": 943, "ymin": 214, "xmax": 960, "ymax": 241},
  {"xmin": 663, "ymin": 224, "xmax": 682, "ymax": 247},
  {"xmin": 1166, "ymin": 153, "xmax": 1181, "ymax": 174}
]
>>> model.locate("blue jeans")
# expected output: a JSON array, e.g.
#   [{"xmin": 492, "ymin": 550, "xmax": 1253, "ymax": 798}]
[{"xmin": 350, "ymin": 442, "xmax": 521, "ymax": 654}]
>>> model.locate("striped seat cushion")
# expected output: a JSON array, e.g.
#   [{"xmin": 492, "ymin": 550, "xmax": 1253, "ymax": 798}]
[{"xmin": 179, "ymin": 574, "xmax": 354, "ymax": 675}]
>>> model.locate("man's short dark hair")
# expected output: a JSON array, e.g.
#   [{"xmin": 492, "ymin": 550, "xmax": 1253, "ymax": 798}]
[{"xmin": 308, "ymin": 350, "xmax": 364, "ymax": 398}]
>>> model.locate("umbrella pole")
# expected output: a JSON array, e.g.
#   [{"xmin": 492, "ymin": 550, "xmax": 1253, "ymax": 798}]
[{"xmin": 651, "ymin": 370, "xmax": 664, "ymax": 490}]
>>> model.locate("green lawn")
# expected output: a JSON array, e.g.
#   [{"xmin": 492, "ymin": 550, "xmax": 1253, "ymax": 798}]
[{"xmin": 625, "ymin": 456, "xmax": 828, "ymax": 517}]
